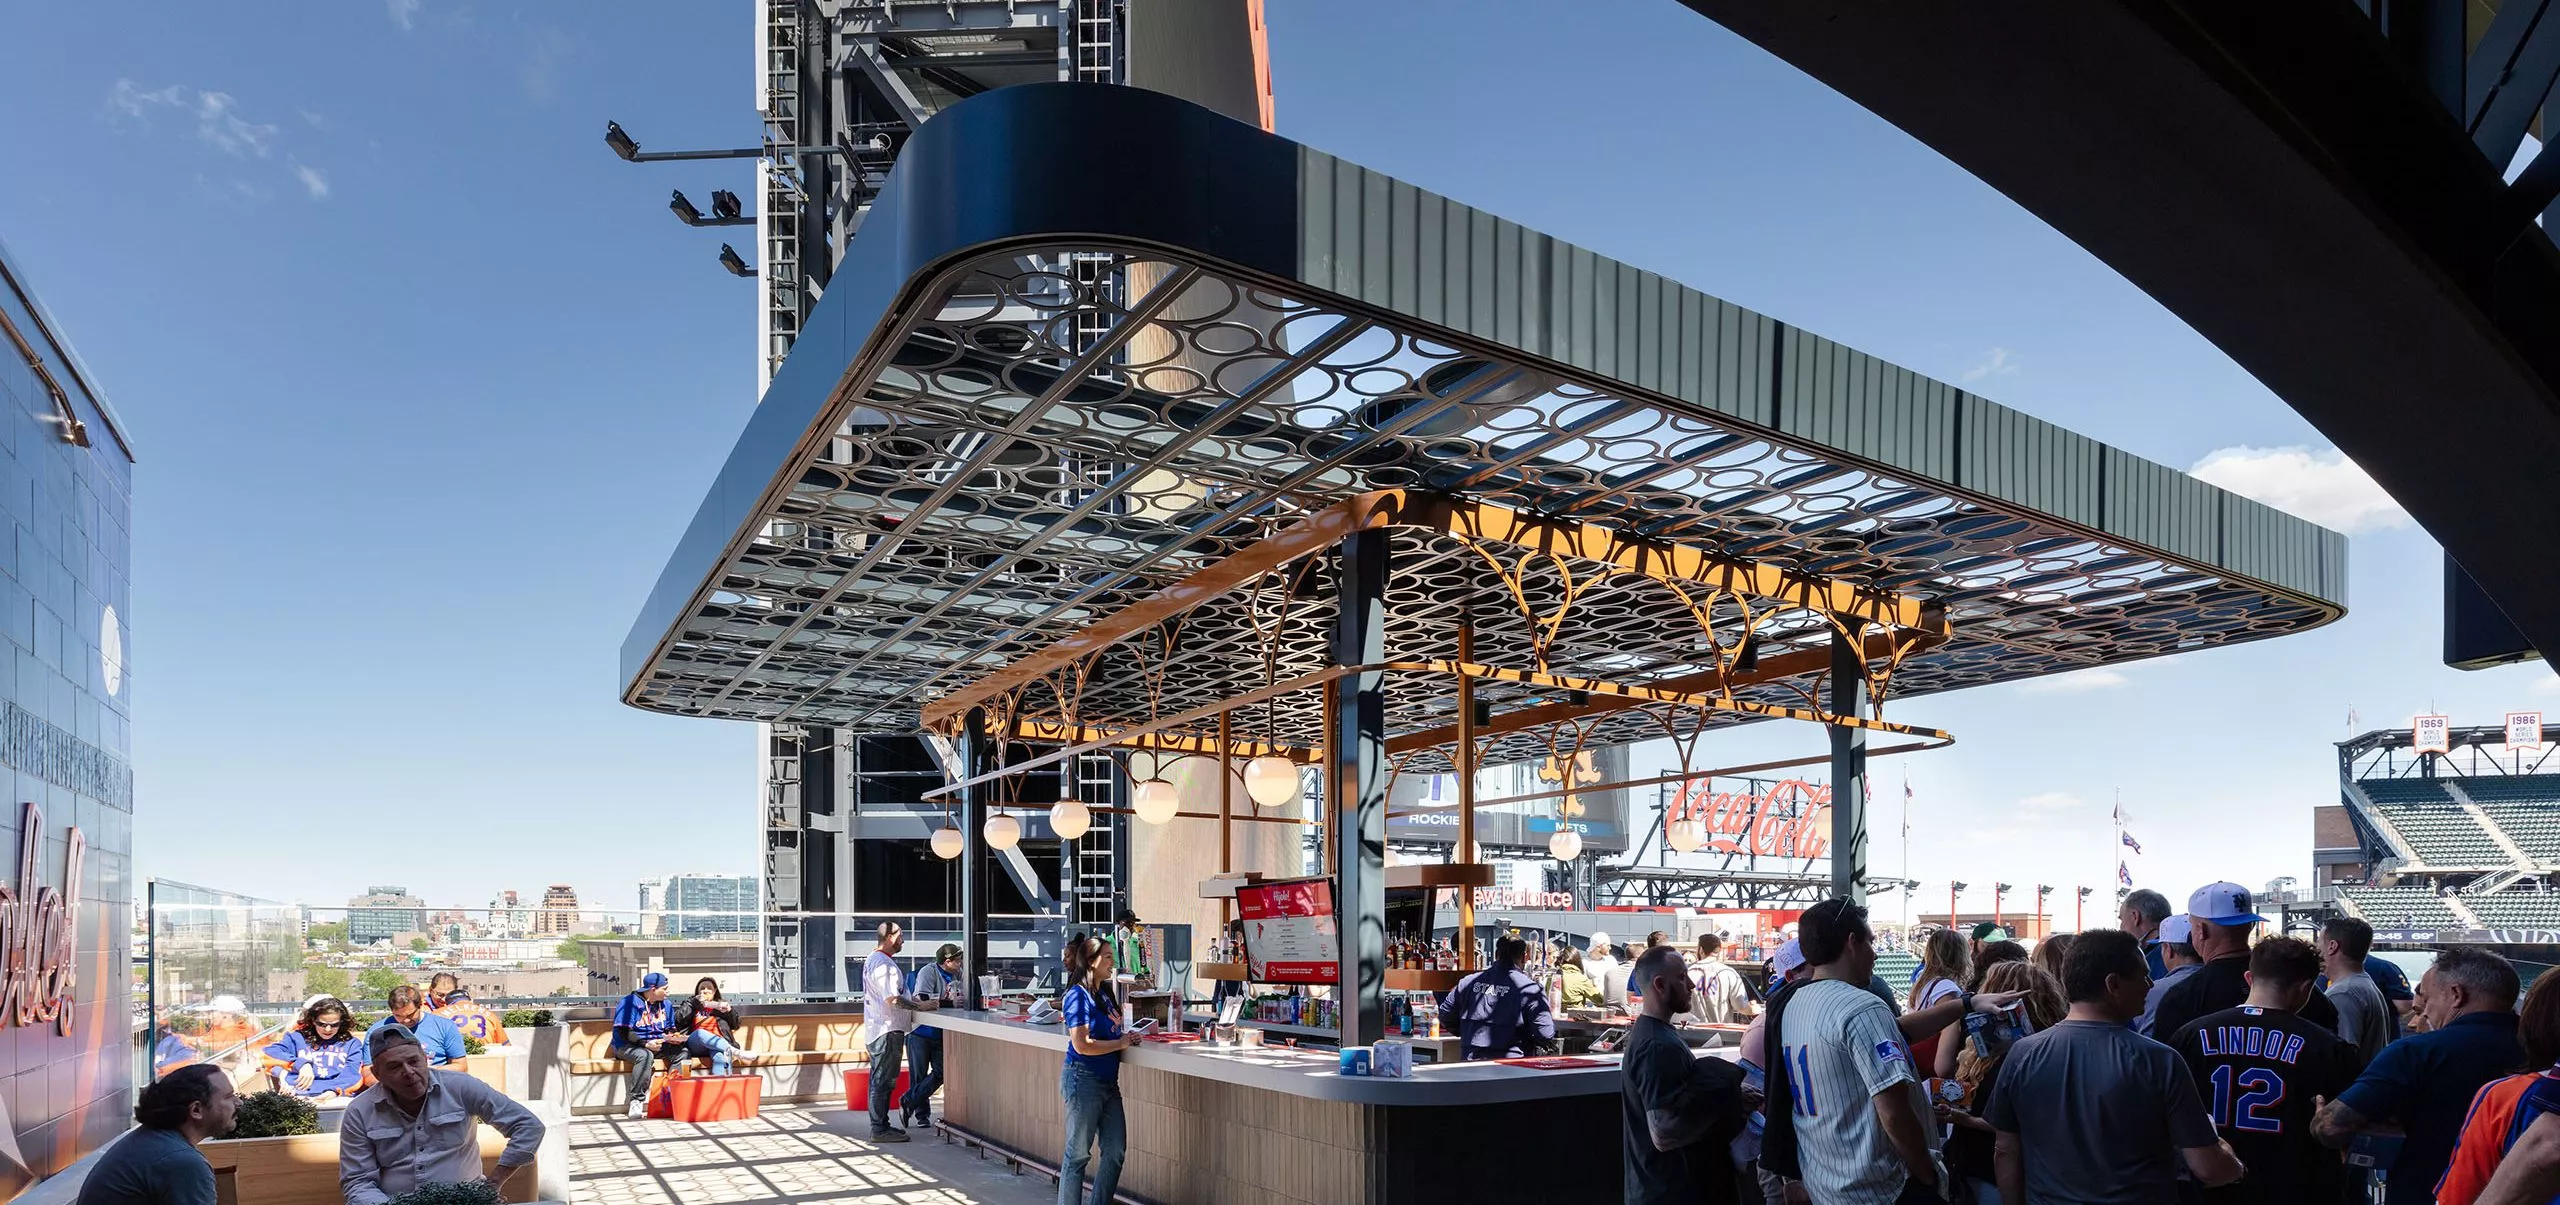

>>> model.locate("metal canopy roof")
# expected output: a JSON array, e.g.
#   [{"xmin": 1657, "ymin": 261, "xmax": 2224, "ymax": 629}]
[{"xmin": 620, "ymin": 84, "xmax": 2346, "ymax": 754}]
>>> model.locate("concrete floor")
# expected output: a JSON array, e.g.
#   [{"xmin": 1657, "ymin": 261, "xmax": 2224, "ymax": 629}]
[{"xmin": 568, "ymin": 1106, "xmax": 1066, "ymax": 1205}]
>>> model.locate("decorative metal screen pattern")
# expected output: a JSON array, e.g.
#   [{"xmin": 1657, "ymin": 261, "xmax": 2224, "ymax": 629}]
[{"xmin": 628, "ymin": 244, "xmax": 2340, "ymax": 753}]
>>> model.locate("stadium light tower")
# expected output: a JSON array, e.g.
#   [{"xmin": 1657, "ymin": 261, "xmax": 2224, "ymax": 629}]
[
  {"xmin": 1948, "ymin": 880, "xmax": 1968, "ymax": 927},
  {"xmin": 1993, "ymin": 882, "xmax": 2012, "ymax": 928},
  {"xmin": 2076, "ymin": 886, "xmax": 2093, "ymax": 930},
  {"xmin": 2035, "ymin": 884, "xmax": 2053, "ymax": 929},
  {"xmin": 669, "ymin": 189, "xmax": 754, "ymax": 228}
]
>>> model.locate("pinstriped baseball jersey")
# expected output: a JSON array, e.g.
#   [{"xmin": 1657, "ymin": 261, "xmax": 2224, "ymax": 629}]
[{"xmin": 1777, "ymin": 977, "xmax": 1938, "ymax": 1204}]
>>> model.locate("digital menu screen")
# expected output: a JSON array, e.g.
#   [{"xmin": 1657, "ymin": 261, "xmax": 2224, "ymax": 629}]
[{"xmin": 1237, "ymin": 877, "xmax": 1338, "ymax": 985}]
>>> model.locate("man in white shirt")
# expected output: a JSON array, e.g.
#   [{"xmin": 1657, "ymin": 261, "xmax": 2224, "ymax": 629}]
[
  {"xmin": 1683, "ymin": 932, "xmax": 1754, "ymax": 1026},
  {"xmin": 863, "ymin": 921, "xmax": 940, "ymax": 1142},
  {"xmin": 1763, "ymin": 899, "xmax": 1944, "ymax": 1205}
]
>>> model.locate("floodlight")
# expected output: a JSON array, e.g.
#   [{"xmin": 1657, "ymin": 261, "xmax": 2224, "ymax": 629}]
[
  {"xmin": 711, "ymin": 190, "xmax": 744, "ymax": 221},
  {"xmin": 605, "ymin": 121, "xmax": 641, "ymax": 162},
  {"xmin": 718, "ymin": 244, "xmax": 754, "ymax": 278},
  {"xmin": 669, "ymin": 190, "xmax": 704, "ymax": 225}
]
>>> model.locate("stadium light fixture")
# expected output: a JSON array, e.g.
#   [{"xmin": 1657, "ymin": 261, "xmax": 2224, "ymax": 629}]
[
  {"xmin": 718, "ymin": 244, "xmax": 754, "ymax": 278},
  {"xmin": 605, "ymin": 119, "xmax": 863, "ymax": 163},
  {"xmin": 670, "ymin": 190, "xmax": 753, "ymax": 228}
]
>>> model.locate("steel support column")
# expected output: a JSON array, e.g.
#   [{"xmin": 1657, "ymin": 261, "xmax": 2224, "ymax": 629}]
[
  {"xmin": 1828, "ymin": 625, "xmax": 1869, "ymax": 904},
  {"xmin": 960, "ymin": 707, "xmax": 992, "ymax": 1009},
  {"xmin": 1328, "ymin": 529, "xmax": 1387, "ymax": 1048}
]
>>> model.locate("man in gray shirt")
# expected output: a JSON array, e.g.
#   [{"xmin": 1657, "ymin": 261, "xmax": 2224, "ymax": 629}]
[
  {"xmin": 1990, "ymin": 929, "xmax": 2243, "ymax": 1204},
  {"xmin": 2320, "ymin": 916, "xmax": 2393, "ymax": 1063},
  {"xmin": 340, "ymin": 1029, "xmax": 544, "ymax": 1205},
  {"xmin": 78, "ymin": 1065, "xmax": 234, "ymax": 1205}
]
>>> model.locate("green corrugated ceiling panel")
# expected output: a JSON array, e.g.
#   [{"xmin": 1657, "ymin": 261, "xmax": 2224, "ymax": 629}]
[
  {"xmin": 1296, "ymin": 147, "xmax": 1770, "ymax": 426},
  {"xmin": 1956, "ymin": 402, "xmax": 2104, "ymax": 530},
  {"xmin": 2101, "ymin": 446, "xmax": 2221, "ymax": 568},
  {"xmin": 2221, "ymin": 492, "xmax": 2337, "ymax": 600},
  {"xmin": 1777, "ymin": 326, "xmax": 1957, "ymax": 481}
]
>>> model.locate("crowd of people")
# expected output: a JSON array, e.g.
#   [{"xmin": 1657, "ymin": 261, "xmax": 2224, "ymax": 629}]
[{"xmin": 1616, "ymin": 880, "xmax": 2560, "ymax": 1205}]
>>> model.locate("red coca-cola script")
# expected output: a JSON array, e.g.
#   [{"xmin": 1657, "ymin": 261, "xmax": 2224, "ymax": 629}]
[
  {"xmin": 1665, "ymin": 778, "xmax": 1831, "ymax": 860},
  {"xmin": 0, "ymin": 801, "xmax": 82, "ymax": 1036}
]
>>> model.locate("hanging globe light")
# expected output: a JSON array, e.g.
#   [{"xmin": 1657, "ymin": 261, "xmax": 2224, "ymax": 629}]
[
  {"xmin": 1243, "ymin": 756, "xmax": 1301, "ymax": 808},
  {"xmin": 1049, "ymin": 798, "xmax": 1093, "ymax": 840},
  {"xmin": 985, "ymin": 812, "xmax": 1022, "ymax": 851},
  {"xmin": 1549, "ymin": 829, "xmax": 1583, "ymax": 861},
  {"xmin": 1132, "ymin": 778, "xmax": 1180, "ymax": 825},
  {"xmin": 1667, "ymin": 817, "xmax": 1705, "ymax": 855},
  {"xmin": 929, "ymin": 824, "xmax": 965, "ymax": 860}
]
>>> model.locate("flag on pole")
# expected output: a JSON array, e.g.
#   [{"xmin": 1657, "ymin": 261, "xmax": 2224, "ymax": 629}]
[
  {"xmin": 2120, "ymin": 832, "xmax": 2143, "ymax": 855},
  {"xmin": 2118, "ymin": 863, "xmax": 2134, "ymax": 887}
]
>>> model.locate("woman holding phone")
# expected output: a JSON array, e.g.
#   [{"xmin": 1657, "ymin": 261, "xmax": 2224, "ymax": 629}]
[{"xmin": 1058, "ymin": 933, "xmax": 1135, "ymax": 1205}]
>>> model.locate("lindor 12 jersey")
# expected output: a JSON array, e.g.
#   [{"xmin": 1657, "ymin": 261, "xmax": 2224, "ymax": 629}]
[{"xmin": 2170, "ymin": 1004, "xmax": 2364, "ymax": 1205}]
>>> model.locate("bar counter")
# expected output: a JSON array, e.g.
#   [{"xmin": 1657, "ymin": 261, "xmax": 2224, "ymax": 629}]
[{"xmin": 934, "ymin": 1010, "xmax": 1656, "ymax": 1204}]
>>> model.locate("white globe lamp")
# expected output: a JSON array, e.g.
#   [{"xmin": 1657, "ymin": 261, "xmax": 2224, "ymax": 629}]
[
  {"xmin": 985, "ymin": 812, "xmax": 1022, "ymax": 851},
  {"xmin": 1667, "ymin": 817, "xmax": 1704, "ymax": 855},
  {"xmin": 1548, "ymin": 829, "xmax": 1583, "ymax": 861},
  {"xmin": 929, "ymin": 825, "xmax": 965, "ymax": 860},
  {"xmin": 1133, "ymin": 778, "xmax": 1180, "ymax": 825},
  {"xmin": 1049, "ymin": 798, "xmax": 1093, "ymax": 840},
  {"xmin": 1243, "ymin": 756, "xmax": 1300, "ymax": 808}
]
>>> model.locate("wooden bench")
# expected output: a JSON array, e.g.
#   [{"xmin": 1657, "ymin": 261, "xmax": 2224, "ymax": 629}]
[
  {"xmin": 204, "ymin": 1129, "xmax": 543, "ymax": 1205},
  {"xmin": 557, "ymin": 1014, "xmax": 872, "ymax": 1114}
]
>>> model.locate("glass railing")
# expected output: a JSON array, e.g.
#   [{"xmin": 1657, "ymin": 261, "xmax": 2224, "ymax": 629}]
[{"xmin": 140, "ymin": 884, "xmax": 1197, "ymax": 1083}]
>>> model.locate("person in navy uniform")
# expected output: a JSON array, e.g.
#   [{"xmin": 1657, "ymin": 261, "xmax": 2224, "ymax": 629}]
[{"xmin": 1438, "ymin": 935, "xmax": 1556, "ymax": 1060}]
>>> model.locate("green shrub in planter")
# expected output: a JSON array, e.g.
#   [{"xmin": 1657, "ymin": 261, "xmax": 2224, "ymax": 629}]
[
  {"xmin": 498, "ymin": 1008, "xmax": 554, "ymax": 1028},
  {"xmin": 461, "ymin": 1035, "xmax": 489, "ymax": 1056},
  {"xmin": 383, "ymin": 1183, "xmax": 501, "ymax": 1205},
  {"xmin": 224, "ymin": 1092, "xmax": 319, "ymax": 1139}
]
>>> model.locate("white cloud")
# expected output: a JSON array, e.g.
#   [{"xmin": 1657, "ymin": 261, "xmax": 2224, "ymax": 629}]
[
  {"xmin": 2188, "ymin": 445, "xmax": 2411, "ymax": 535},
  {"xmin": 387, "ymin": 0, "xmax": 420, "ymax": 31},
  {"xmin": 2534, "ymin": 675, "xmax": 2560, "ymax": 697},
  {"xmin": 2018, "ymin": 792, "xmax": 2081, "ymax": 812},
  {"xmin": 2019, "ymin": 668, "xmax": 2129, "ymax": 695},
  {"xmin": 108, "ymin": 80, "xmax": 324, "ymax": 202},
  {"xmin": 1962, "ymin": 347, "xmax": 2020, "ymax": 384}
]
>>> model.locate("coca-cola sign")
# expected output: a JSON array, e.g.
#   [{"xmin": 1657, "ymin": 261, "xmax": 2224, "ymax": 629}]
[
  {"xmin": 0, "ymin": 801, "xmax": 82, "ymax": 1035},
  {"xmin": 1663, "ymin": 778, "xmax": 1831, "ymax": 861}
]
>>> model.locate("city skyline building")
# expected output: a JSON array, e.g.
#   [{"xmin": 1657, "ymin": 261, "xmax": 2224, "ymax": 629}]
[
  {"xmin": 533, "ymin": 883, "xmax": 580, "ymax": 935},
  {"xmin": 659, "ymin": 872, "xmax": 756, "ymax": 938},
  {"xmin": 346, "ymin": 884, "xmax": 428, "ymax": 946}
]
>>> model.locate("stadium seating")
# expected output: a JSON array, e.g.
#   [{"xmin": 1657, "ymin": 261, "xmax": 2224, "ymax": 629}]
[
  {"xmin": 2460, "ymin": 893, "xmax": 2560, "ymax": 929},
  {"xmin": 2338, "ymin": 885, "xmax": 2466, "ymax": 928},
  {"xmin": 1873, "ymin": 950, "xmax": 1919, "ymax": 1003},
  {"xmin": 2359, "ymin": 778, "xmax": 2511, "ymax": 865}
]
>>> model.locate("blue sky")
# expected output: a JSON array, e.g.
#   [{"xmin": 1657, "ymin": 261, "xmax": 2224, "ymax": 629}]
[{"xmin": 2, "ymin": 0, "xmax": 2550, "ymax": 920}]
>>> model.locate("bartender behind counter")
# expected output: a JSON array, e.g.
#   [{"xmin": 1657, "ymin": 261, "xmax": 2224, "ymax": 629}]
[{"xmin": 1438, "ymin": 936, "xmax": 1557, "ymax": 1061}]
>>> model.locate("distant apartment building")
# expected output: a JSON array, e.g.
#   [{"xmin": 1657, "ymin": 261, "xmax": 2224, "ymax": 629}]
[
  {"xmin": 661, "ymin": 873, "xmax": 756, "ymax": 938},
  {"xmin": 638, "ymin": 877, "xmax": 663, "ymax": 937},
  {"xmin": 348, "ymin": 885, "xmax": 428, "ymax": 946},
  {"xmin": 533, "ymin": 884, "xmax": 580, "ymax": 935},
  {"xmin": 487, "ymin": 889, "xmax": 531, "ymax": 935}
]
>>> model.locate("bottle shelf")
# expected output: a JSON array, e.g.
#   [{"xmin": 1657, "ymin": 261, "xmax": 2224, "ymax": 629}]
[{"xmin": 1383, "ymin": 969, "xmax": 1467, "ymax": 992}]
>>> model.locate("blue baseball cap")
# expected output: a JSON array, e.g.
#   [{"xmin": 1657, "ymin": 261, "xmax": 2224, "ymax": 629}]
[
  {"xmin": 641, "ymin": 972, "xmax": 669, "ymax": 989},
  {"xmin": 2187, "ymin": 882, "xmax": 2266, "ymax": 928}
]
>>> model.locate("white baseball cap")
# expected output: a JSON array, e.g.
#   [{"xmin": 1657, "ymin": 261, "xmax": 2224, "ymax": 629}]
[
  {"xmin": 2187, "ymin": 882, "xmax": 2267, "ymax": 928},
  {"xmin": 209, "ymin": 995, "xmax": 247, "ymax": 1013},
  {"xmin": 2154, "ymin": 915, "xmax": 2194, "ymax": 946},
  {"xmin": 1769, "ymin": 939, "xmax": 1807, "ymax": 979}
]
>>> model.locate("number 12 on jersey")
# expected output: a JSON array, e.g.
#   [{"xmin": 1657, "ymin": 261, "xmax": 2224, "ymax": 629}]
[{"xmin": 2207, "ymin": 1064, "xmax": 2285, "ymax": 1132}]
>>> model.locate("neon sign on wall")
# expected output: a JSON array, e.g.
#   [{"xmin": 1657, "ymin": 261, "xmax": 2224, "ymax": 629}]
[{"xmin": 0, "ymin": 801, "xmax": 82, "ymax": 1035}]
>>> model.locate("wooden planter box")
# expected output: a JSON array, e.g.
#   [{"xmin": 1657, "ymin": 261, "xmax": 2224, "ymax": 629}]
[{"xmin": 199, "ymin": 1128, "xmax": 544, "ymax": 1205}]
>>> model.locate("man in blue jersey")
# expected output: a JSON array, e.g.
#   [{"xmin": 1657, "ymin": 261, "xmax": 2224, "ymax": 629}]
[
  {"xmin": 1438, "ymin": 935, "xmax": 1554, "ymax": 1060},
  {"xmin": 368, "ymin": 985, "xmax": 467, "ymax": 1066}
]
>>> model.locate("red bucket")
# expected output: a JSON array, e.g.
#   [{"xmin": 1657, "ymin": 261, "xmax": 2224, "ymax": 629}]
[
  {"xmin": 667, "ymin": 1073, "xmax": 764, "ymax": 1123},
  {"xmin": 843, "ymin": 1066, "xmax": 912, "ymax": 1112}
]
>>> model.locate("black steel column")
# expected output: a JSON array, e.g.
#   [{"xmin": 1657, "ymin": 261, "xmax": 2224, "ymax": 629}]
[
  {"xmin": 1828, "ymin": 625, "xmax": 1869, "ymax": 905},
  {"xmin": 960, "ymin": 708, "xmax": 992, "ymax": 1009},
  {"xmin": 1329, "ymin": 530, "xmax": 1388, "ymax": 1048}
]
